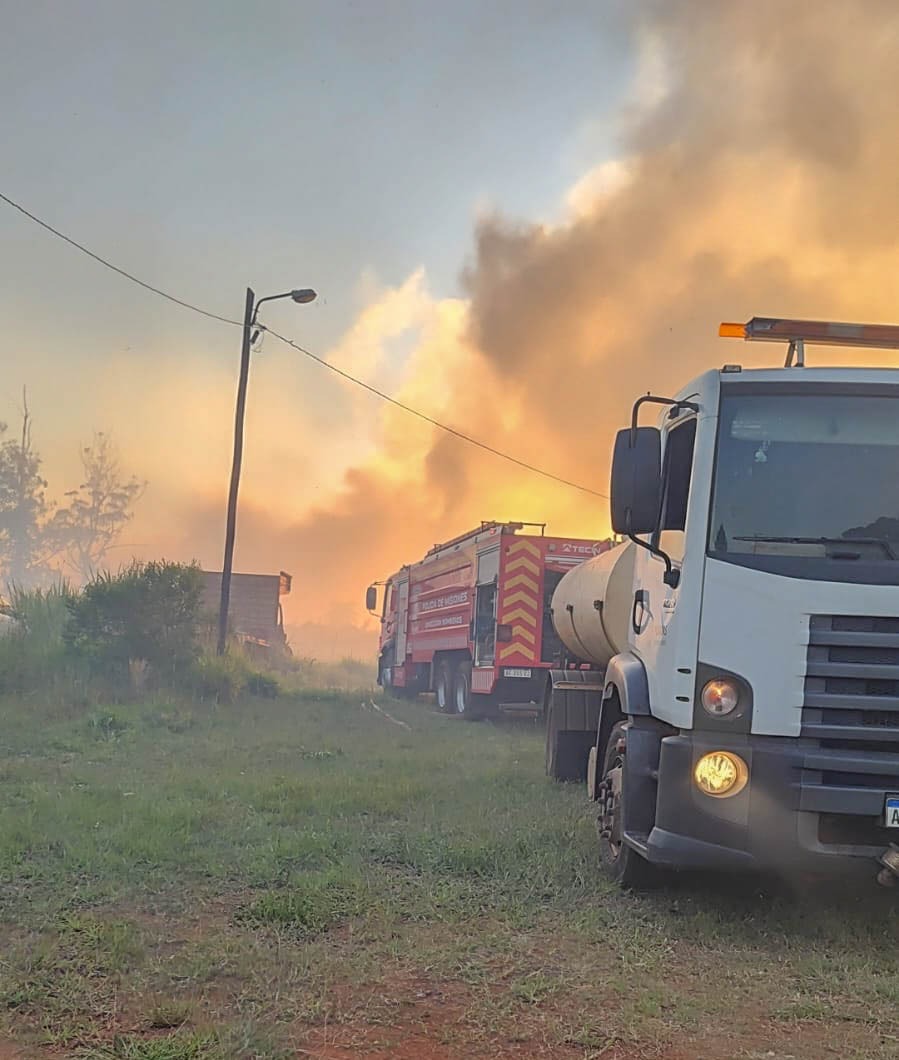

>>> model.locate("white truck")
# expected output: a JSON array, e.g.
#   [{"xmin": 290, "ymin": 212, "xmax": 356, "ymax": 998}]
[{"xmin": 545, "ymin": 317, "xmax": 899, "ymax": 888}]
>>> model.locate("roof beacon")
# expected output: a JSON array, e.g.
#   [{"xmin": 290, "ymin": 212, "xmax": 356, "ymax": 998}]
[{"xmin": 719, "ymin": 316, "xmax": 899, "ymax": 367}]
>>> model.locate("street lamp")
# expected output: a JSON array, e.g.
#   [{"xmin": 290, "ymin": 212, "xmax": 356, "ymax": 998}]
[{"xmin": 217, "ymin": 286, "xmax": 317, "ymax": 655}]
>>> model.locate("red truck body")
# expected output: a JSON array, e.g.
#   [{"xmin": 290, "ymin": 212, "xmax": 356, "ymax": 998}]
[{"xmin": 371, "ymin": 521, "xmax": 611, "ymax": 717}]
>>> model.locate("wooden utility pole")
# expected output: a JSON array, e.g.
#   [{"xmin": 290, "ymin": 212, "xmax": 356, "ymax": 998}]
[{"xmin": 217, "ymin": 287, "xmax": 255, "ymax": 655}]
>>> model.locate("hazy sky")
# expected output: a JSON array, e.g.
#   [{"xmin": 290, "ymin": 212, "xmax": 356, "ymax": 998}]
[
  {"xmin": 1, "ymin": 1, "xmax": 634, "ymax": 613},
  {"xmin": 2, "ymin": 1, "xmax": 631, "ymax": 348},
  {"xmin": 4, "ymin": 1, "xmax": 897, "ymax": 647}
]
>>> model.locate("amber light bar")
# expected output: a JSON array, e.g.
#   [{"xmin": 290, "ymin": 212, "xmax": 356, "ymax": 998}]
[{"xmin": 719, "ymin": 317, "xmax": 899, "ymax": 351}]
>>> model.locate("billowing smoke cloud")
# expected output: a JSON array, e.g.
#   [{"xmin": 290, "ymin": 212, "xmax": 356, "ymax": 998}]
[{"xmin": 163, "ymin": 0, "xmax": 899, "ymax": 654}]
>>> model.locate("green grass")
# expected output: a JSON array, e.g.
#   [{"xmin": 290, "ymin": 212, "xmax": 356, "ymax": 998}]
[
  {"xmin": 238, "ymin": 869, "xmax": 364, "ymax": 935},
  {"xmin": 0, "ymin": 689, "xmax": 898, "ymax": 1058},
  {"xmin": 81, "ymin": 1033, "xmax": 220, "ymax": 1060}
]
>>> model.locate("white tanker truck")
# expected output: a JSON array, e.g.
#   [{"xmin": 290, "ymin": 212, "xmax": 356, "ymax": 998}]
[{"xmin": 544, "ymin": 317, "xmax": 899, "ymax": 889}]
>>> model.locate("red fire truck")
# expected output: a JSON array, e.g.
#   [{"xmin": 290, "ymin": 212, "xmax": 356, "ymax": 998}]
[{"xmin": 366, "ymin": 521, "xmax": 611, "ymax": 719}]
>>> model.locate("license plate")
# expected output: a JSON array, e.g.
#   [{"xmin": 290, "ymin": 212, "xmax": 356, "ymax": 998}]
[
  {"xmin": 886, "ymin": 796, "xmax": 899, "ymax": 828},
  {"xmin": 504, "ymin": 668, "xmax": 532, "ymax": 679}
]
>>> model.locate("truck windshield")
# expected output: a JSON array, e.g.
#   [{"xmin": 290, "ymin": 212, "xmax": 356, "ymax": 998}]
[{"xmin": 709, "ymin": 390, "xmax": 899, "ymax": 576}]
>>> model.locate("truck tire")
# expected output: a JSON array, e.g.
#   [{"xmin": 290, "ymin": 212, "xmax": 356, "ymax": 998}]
[
  {"xmin": 545, "ymin": 691, "xmax": 592, "ymax": 781},
  {"xmin": 379, "ymin": 660, "xmax": 407, "ymax": 700},
  {"xmin": 596, "ymin": 721, "xmax": 657, "ymax": 889},
  {"xmin": 378, "ymin": 644, "xmax": 398, "ymax": 692},
  {"xmin": 435, "ymin": 659, "xmax": 453, "ymax": 713},
  {"xmin": 452, "ymin": 662, "xmax": 484, "ymax": 721}
]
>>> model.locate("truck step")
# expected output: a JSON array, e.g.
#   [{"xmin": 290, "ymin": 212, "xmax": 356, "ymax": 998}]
[
  {"xmin": 623, "ymin": 831, "xmax": 650, "ymax": 857},
  {"xmin": 498, "ymin": 702, "xmax": 540, "ymax": 717},
  {"xmin": 551, "ymin": 680, "xmax": 605, "ymax": 693}
]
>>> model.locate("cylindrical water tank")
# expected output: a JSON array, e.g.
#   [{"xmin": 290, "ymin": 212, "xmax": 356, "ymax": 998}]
[{"xmin": 550, "ymin": 542, "xmax": 637, "ymax": 666}]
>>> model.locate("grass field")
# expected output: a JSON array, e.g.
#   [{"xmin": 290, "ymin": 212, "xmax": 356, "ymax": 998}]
[{"xmin": 1, "ymin": 687, "xmax": 898, "ymax": 1060}]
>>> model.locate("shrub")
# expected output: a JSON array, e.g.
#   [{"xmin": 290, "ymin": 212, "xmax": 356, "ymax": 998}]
[
  {"xmin": 0, "ymin": 566, "xmax": 286, "ymax": 707},
  {"xmin": 187, "ymin": 652, "xmax": 247, "ymax": 704},
  {"xmin": 0, "ymin": 583, "xmax": 76, "ymax": 694},
  {"xmin": 65, "ymin": 561, "xmax": 203, "ymax": 679},
  {"xmin": 0, "ymin": 582, "xmax": 73, "ymax": 639},
  {"xmin": 245, "ymin": 670, "xmax": 280, "ymax": 699},
  {"xmin": 187, "ymin": 652, "xmax": 281, "ymax": 703}
]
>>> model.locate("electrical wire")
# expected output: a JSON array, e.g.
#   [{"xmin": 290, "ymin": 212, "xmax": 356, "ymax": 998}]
[
  {"xmin": 0, "ymin": 189, "xmax": 607, "ymax": 499},
  {"xmin": 263, "ymin": 326, "xmax": 607, "ymax": 498},
  {"xmin": 0, "ymin": 191, "xmax": 240, "ymax": 326}
]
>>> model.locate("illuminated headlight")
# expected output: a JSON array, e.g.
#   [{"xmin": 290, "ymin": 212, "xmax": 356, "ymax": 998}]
[
  {"xmin": 693, "ymin": 751, "xmax": 749, "ymax": 798},
  {"xmin": 701, "ymin": 678, "xmax": 740, "ymax": 718}
]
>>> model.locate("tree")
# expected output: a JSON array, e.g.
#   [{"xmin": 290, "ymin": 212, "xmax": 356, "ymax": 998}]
[
  {"xmin": 0, "ymin": 393, "xmax": 52, "ymax": 586},
  {"xmin": 50, "ymin": 432, "xmax": 145, "ymax": 582}
]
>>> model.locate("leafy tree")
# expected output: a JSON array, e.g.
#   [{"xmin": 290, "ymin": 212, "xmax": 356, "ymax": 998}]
[
  {"xmin": 50, "ymin": 432, "xmax": 145, "ymax": 581},
  {"xmin": 0, "ymin": 396, "xmax": 52, "ymax": 586}
]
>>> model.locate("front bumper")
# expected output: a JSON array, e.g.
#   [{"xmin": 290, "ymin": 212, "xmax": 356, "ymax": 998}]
[{"xmin": 642, "ymin": 733, "xmax": 899, "ymax": 874}]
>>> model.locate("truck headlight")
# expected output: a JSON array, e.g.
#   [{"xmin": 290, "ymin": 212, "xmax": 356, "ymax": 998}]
[
  {"xmin": 701, "ymin": 678, "xmax": 740, "ymax": 717},
  {"xmin": 694, "ymin": 751, "xmax": 748, "ymax": 798}
]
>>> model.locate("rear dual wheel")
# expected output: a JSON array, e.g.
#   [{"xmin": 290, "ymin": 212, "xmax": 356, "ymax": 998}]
[
  {"xmin": 453, "ymin": 663, "xmax": 472, "ymax": 715},
  {"xmin": 453, "ymin": 662, "xmax": 485, "ymax": 720},
  {"xmin": 435, "ymin": 659, "xmax": 453, "ymax": 712},
  {"xmin": 436, "ymin": 660, "xmax": 484, "ymax": 720}
]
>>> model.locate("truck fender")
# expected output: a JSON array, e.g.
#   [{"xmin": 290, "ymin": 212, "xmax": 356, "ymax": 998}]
[
  {"xmin": 620, "ymin": 715, "xmax": 671, "ymax": 842},
  {"xmin": 590, "ymin": 655, "xmax": 648, "ymax": 801},
  {"xmin": 603, "ymin": 651, "xmax": 651, "ymax": 717},
  {"xmin": 545, "ymin": 669, "xmax": 604, "ymax": 731},
  {"xmin": 545, "ymin": 669, "xmax": 604, "ymax": 784}
]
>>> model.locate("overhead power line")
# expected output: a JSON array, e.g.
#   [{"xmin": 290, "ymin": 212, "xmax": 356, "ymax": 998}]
[
  {"xmin": 263, "ymin": 326, "xmax": 606, "ymax": 497},
  {"xmin": 0, "ymin": 191, "xmax": 239, "ymax": 326},
  {"xmin": 0, "ymin": 189, "xmax": 607, "ymax": 499}
]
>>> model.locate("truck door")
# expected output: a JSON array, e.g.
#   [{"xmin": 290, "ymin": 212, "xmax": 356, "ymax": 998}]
[
  {"xmin": 541, "ymin": 568, "xmax": 566, "ymax": 663},
  {"xmin": 474, "ymin": 547, "xmax": 500, "ymax": 668},
  {"xmin": 630, "ymin": 413, "xmax": 703, "ymax": 729},
  {"xmin": 395, "ymin": 574, "xmax": 410, "ymax": 664},
  {"xmin": 474, "ymin": 582, "xmax": 497, "ymax": 665}
]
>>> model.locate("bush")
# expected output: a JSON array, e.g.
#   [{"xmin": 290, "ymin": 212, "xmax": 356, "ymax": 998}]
[
  {"xmin": 187, "ymin": 651, "xmax": 281, "ymax": 704},
  {"xmin": 0, "ymin": 583, "xmax": 77, "ymax": 694},
  {"xmin": 245, "ymin": 670, "xmax": 280, "ymax": 699},
  {"xmin": 65, "ymin": 561, "xmax": 203, "ymax": 679},
  {"xmin": 0, "ymin": 566, "xmax": 285, "ymax": 708},
  {"xmin": 187, "ymin": 652, "xmax": 247, "ymax": 704}
]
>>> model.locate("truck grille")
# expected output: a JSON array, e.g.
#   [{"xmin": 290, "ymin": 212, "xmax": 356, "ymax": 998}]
[
  {"xmin": 802, "ymin": 615, "xmax": 899, "ymax": 785},
  {"xmin": 805, "ymin": 614, "xmax": 899, "ymax": 763},
  {"xmin": 797, "ymin": 616, "xmax": 899, "ymax": 849}
]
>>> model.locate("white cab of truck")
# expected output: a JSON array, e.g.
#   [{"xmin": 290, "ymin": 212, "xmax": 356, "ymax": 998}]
[{"xmin": 547, "ymin": 317, "xmax": 899, "ymax": 889}]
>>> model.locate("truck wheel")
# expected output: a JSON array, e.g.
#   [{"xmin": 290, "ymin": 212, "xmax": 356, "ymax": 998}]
[
  {"xmin": 452, "ymin": 662, "xmax": 483, "ymax": 721},
  {"xmin": 380, "ymin": 663, "xmax": 404, "ymax": 699},
  {"xmin": 596, "ymin": 721, "xmax": 657, "ymax": 889},
  {"xmin": 378, "ymin": 648, "xmax": 396, "ymax": 692},
  {"xmin": 435, "ymin": 659, "xmax": 453, "ymax": 713},
  {"xmin": 545, "ymin": 692, "xmax": 591, "ymax": 781}
]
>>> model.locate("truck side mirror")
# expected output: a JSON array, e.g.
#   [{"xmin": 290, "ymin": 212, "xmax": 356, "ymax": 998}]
[
  {"xmin": 610, "ymin": 426, "xmax": 662, "ymax": 535},
  {"xmin": 365, "ymin": 585, "xmax": 378, "ymax": 612}
]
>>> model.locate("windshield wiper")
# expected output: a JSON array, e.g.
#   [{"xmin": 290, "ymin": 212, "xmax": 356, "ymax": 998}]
[{"xmin": 733, "ymin": 535, "xmax": 897, "ymax": 559}]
